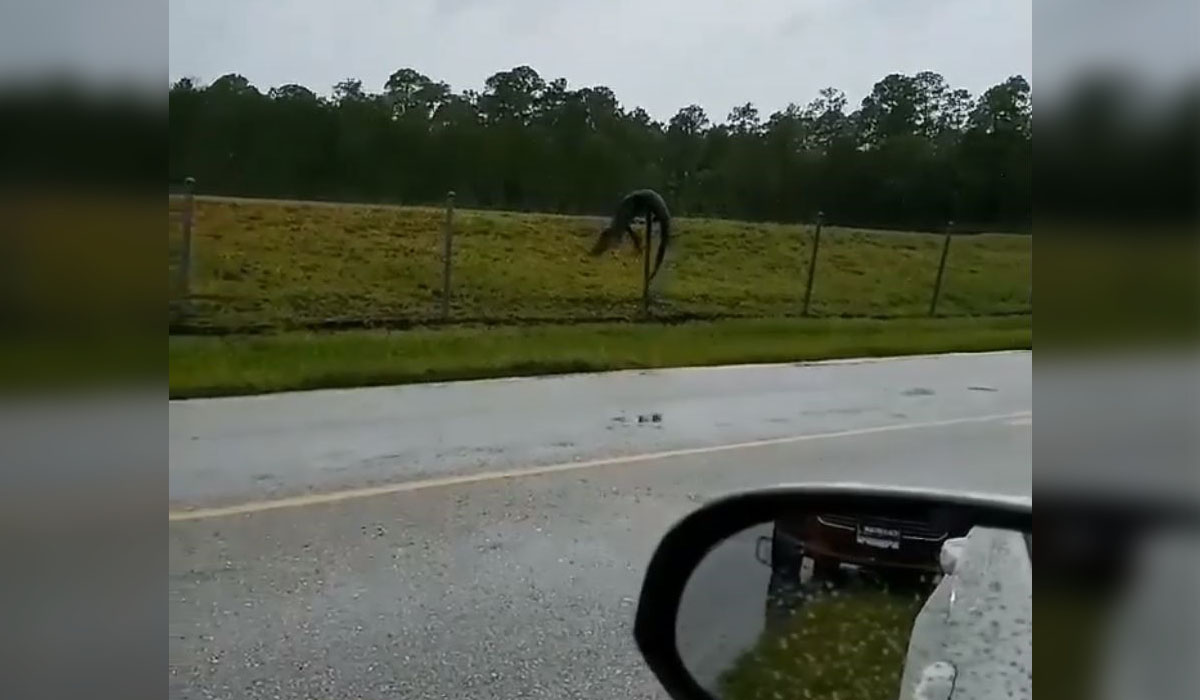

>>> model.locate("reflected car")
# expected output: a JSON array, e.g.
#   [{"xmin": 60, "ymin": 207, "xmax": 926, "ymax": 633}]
[{"xmin": 760, "ymin": 510, "xmax": 973, "ymax": 585}]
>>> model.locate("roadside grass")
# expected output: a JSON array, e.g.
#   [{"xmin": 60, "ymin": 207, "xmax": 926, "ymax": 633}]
[
  {"xmin": 169, "ymin": 315, "xmax": 1030, "ymax": 398},
  {"xmin": 173, "ymin": 198, "xmax": 1031, "ymax": 331},
  {"xmin": 720, "ymin": 588, "xmax": 924, "ymax": 700}
]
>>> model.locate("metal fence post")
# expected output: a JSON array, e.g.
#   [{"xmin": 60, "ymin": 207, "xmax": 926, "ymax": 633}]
[
  {"xmin": 177, "ymin": 177, "xmax": 196, "ymax": 300},
  {"xmin": 802, "ymin": 211, "xmax": 824, "ymax": 316},
  {"xmin": 929, "ymin": 221, "xmax": 954, "ymax": 317},
  {"xmin": 441, "ymin": 191, "xmax": 456, "ymax": 320},
  {"xmin": 642, "ymin": 215, "xmax": 653, "ymax": 317}
]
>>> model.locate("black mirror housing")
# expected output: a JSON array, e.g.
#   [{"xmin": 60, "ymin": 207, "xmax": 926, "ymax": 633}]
[{"xmin": 633, "ymin": 483, "xmax": 1032, "ymax": 700}]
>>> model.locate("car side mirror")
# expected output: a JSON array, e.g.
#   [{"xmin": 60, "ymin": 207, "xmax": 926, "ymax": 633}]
[{"xmin": 633, "ymin": 484, "xmax": 1032, "ymax": 700}]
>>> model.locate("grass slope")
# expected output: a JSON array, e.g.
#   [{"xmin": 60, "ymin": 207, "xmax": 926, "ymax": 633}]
[
  {"xmin": 169, "ymin": 316, "xmax": 1030, "ymax": 398},
  {"xmin": 719, "ymin": 588, "xmax": 924, "ymax": 700},
  {"xmin": 170, "ymin": 198, "xmax": 1031, "ymax": 331}
]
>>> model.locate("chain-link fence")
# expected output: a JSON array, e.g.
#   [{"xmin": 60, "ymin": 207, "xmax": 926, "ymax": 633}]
[{"xmin": 167, "ymin": 187, "xmax": 1032, "ymax": 333}]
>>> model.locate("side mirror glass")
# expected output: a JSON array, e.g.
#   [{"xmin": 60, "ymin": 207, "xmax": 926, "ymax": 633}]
[{"xmin": 634, "ymin": 485, "xmax": 1032, "ymax": 700}]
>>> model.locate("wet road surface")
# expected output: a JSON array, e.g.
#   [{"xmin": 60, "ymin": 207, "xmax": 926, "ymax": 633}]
[
  {"xmin": 676, "ymin": 523, "xmax": 774, "ymax": 692},
  {"xmin": 170, "ymin": 352, "xmax": 1029, "ymax": 510},
  {"xmin": 169, "ymin": 352, "xmax": 1030, "ymax": 699}
]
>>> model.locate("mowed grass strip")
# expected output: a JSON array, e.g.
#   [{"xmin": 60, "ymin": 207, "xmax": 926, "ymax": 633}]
[
  {"xmin": 719, "ymin": 589, "xmax": 924, "ymax": 700},
  {"xmin": 169, "ymin": 316, "xmax": 1030, "ymax": 398},
  {"xmin": 176, "ymin": 198, "xmax": 1031, "ymax": 330}
]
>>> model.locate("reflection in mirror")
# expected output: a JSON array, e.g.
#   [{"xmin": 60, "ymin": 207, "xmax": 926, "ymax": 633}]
[{"xmin": 675, "ymin": 506, "xmax": 1032, "ymax": 700}]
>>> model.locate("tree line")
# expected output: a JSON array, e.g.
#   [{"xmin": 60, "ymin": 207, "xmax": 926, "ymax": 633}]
[{"xmin": 169, "ymin": 66, "xmax": 1032, "ymax": 232}]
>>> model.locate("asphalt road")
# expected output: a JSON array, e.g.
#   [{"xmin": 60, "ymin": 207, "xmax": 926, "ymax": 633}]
[
  {"xmin": 675, "ymin": 523, "xmax": 773, "ymax": 692},
  {"xmin": 169, "ymin": 352, "xmax": 1031, "ymax": 699}
]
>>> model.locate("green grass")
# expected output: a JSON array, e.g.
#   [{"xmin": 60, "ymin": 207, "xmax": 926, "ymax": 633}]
[
  {"xmin": 169, "ymin": 315, "xmax": 1030, "ymax": 398},
  {"xmin": 171, "ymin": 198, "xmax": 1031, "ymax": 331},
  {"xmin": 720, "ymin": 589, "xmax": 924, "ymax": 700},
  {"xmin": 167, "ymin": 198, "xmax": 1031, "ymax": 397}
]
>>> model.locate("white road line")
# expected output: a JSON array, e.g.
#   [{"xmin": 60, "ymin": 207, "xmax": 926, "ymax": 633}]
[
  {"xmin": 443, "ymin": 349, "xmax": 1030, "ymax": 384},
  {"xmin": 169, "ymin": 410, "xmax": 1031, "ymax": 522},
  {"xmin": 171, "ymin": 349, "xmax": 1030, "ymax": 401},
  {"xmin": 1006, "ymin": 416, "xmax": 1032, "ymax": 426},
  {"xmin": 661, "ymin": 349, "xmax": 1029, "ymax": 373}
]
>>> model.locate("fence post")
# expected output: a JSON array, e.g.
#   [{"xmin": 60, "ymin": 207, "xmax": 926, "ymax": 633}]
[
  {"xmin": 802, "ymin": 211, "xmax": 824, "ymax": 316},
  {"xmin": 641, "ymin": 215, "xmax": 653, "ymax": 317},
  {"xmin": 177, "ymin": 177, "xmax": 196, "ymax": 301},
  {"xmin": 929, "ymin": 221, "xmax": 954, "ymax": 317},
  {"xmin": 441, "ymin": 191, "xmax": 456, "ymax": 320}
]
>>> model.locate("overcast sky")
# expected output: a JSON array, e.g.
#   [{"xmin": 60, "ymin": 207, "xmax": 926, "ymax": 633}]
[{"xmin": 169, "ymin": 0, "xmax": 1031, "ymax": 121}]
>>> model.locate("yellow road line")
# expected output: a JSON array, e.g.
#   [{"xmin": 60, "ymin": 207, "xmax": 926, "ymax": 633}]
[{"xmin": 169, "ymin": 410, "xmax": 1031, "ymax": 522}]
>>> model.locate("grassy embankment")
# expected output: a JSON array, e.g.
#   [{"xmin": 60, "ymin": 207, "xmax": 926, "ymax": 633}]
[{"xmin": 168, "ymin": 198, "xmax": 1030, "ymax": 397}]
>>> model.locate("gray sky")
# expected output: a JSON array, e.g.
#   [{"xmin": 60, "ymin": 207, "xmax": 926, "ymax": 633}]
[{"xmin": 169, "ymin": 0, "xmax": 1031, "ymax": 121}]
